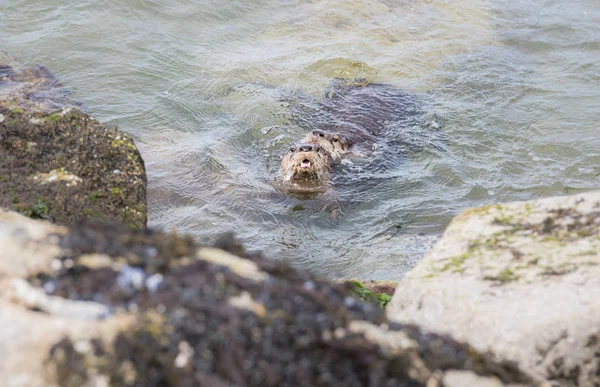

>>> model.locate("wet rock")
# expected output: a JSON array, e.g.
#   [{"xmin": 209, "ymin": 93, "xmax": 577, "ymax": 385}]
[
  {"xmin": 0, "ymin": 51, "xmax": 81, "ymax": 115},
  {"xmin": 0, "ymin": 56, "xmax": 146, "ymax": 228},
  {"xmin": 388, "ymin": 191, "xmax": 600, "ymax": 386},
  {"xmin": 0, "ymin": 209, "xmax": 535, "ymax": 386}
]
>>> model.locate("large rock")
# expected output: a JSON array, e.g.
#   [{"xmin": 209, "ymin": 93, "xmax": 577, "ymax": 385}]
[
  {"xmin": 388, "ymin": 191, "xmax": 600, "ymax": 386},
  {"xmin": 0, "ymin": 55, "xmax": 146, "ymax": 228},
  {"xmin": 0, "ymin": 210, "xmax": 134, "ymax": 387},
  {"xmin": 0, "ymin": 209, "xmax": 535, "ymax": 386}
]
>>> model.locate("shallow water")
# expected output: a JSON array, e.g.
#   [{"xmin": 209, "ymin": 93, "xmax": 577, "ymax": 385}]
[{"xmin": 2, "ymin": 0, "xmax": 599, "ymax": 279}]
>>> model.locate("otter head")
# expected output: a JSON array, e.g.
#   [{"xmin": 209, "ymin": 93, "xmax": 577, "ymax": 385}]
[
  {"xmin": 280, "ymin": 143, "xmax": 330, "ymax": 183},
  {"xmin": 303, "ymin": 129, "xmax": 350, "ymax": 161}
]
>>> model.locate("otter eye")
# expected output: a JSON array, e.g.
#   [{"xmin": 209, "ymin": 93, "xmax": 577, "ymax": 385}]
[
  {"xmin": 319, "ymin": 132, "xmax": 325, "ymax": 137},
  {"xmin": 290, "ymin": 147, "xmax": 296, "ymax": 152},
  {"xmin": 316, "ymin": 147, "xmax": 320, "ymax": 152},
  {"xmin": 332, "ymin": 137, "xmax": 339, "ymax": 142}
]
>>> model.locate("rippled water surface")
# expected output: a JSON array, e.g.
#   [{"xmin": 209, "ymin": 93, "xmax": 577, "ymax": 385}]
[{"xmin": 2, "ymin": 0, "xmax": 599, "ymax": 279}]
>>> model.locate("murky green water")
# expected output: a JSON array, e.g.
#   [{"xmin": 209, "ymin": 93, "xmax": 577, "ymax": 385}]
[{"xmin": 2, "ymin": 0, "xmax": 599, "ymax": 279}]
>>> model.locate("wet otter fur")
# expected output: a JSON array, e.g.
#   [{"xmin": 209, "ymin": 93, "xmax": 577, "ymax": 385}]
[
  {"xmin": 279, "ymin": 143, "xmax": 331, "ymax": 188},
  {"xmin": 278, "ymin": 142, "xmax": 341, "ymax": 219},
  {"xmin": 302, "ymin": 129, "xmax": 350, "ymax": 162}
]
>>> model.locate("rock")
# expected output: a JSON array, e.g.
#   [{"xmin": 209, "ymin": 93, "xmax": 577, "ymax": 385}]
[
  {"xmin": 0, "ymin": 210, "xmax": 133, "ymax": 387},
  {"xmin": 442, "ymin": 370, "xmax": 502, "ymax": 387},
  {"xmin": 0, "ymin": 51, "xmax": 81, "ymax": 115},
  {"xmin": 0, "ymin": 56, "xmax": 146, "ymax": 228},
  {"xmin": 0, "ymin": 210, "xmax": 535, "ymax": 386},
  {"xmin": 388, "ymin": 191, "xmax": 600, "ymax": 386}
]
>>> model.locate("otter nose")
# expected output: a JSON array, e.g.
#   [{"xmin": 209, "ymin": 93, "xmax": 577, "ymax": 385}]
[
  {"xmin": 298, "ymin": 144, "xmax": 314, "ymax": 152},
  {"xmin": 312, "ymin": 129, "xmax": 326, "ymax": 137}
]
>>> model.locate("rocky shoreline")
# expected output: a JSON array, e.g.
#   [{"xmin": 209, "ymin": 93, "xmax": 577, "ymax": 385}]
[
  {"xmin": 0, "ymin": 55, "xmax": 146, "ymax": 228},
  {"xmin": 1, "ymin": 58, "xmax": 598, "ymax": 386}
]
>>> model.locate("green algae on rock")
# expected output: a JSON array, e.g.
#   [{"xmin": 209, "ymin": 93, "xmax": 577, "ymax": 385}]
[
  {"xmin": 347, "ymin": 280, "xmax": 397, "ymax": 309},
  {"xmin": 0, "ymin": 107, "xmax": 147, "ymax": 228}
]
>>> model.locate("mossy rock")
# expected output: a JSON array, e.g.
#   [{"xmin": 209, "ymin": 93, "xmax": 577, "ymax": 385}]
[{"xmin": 0, "ymin": 107, "xmax": 147, "ymax": 228}]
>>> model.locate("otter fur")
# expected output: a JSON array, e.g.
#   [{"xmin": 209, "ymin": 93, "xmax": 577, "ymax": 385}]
[
  {"xmin": 302, "ymin": 129, "xmax": 350, "ymax": 162},
  {"xmin": 279, "ymin": 143, "xmax": 331, "ymax": 186}
]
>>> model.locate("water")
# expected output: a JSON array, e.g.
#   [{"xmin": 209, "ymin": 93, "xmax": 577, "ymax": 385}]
[{"xmin": 2, "ymin": 0, "xmax": 599, "ymax": 280}]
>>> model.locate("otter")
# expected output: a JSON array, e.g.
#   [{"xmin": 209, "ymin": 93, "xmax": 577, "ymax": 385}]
[
  {"xmin": 276, "ymin": 81, "xmax": 434, "ymax": 220},
  {"xmin": 303, "ymin": 128, "xmax": 376, "ymax": 163},
  {"xmin": 279, "ymin": 143, "xmax": 331, "ymax": 190},
  {"xmin": 302, "ymin": 129, "xmax": 350, "ymax": 162},
  {"xmin": 280, "ymin": 127, "xmax": 371, "ymax": 193},
  {"xmin": 278, "ymin": 142, "xmax": 342, "ymax": 220}
]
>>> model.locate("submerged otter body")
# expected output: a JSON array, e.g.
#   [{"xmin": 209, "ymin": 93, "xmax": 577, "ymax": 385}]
[
  {"xmin": 300, "ymin": 81, "xmax": 425, "ymax": 161},
  {"xmin": 320, "ymin": 81, "xmax": 422, "ymax": 135}
]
